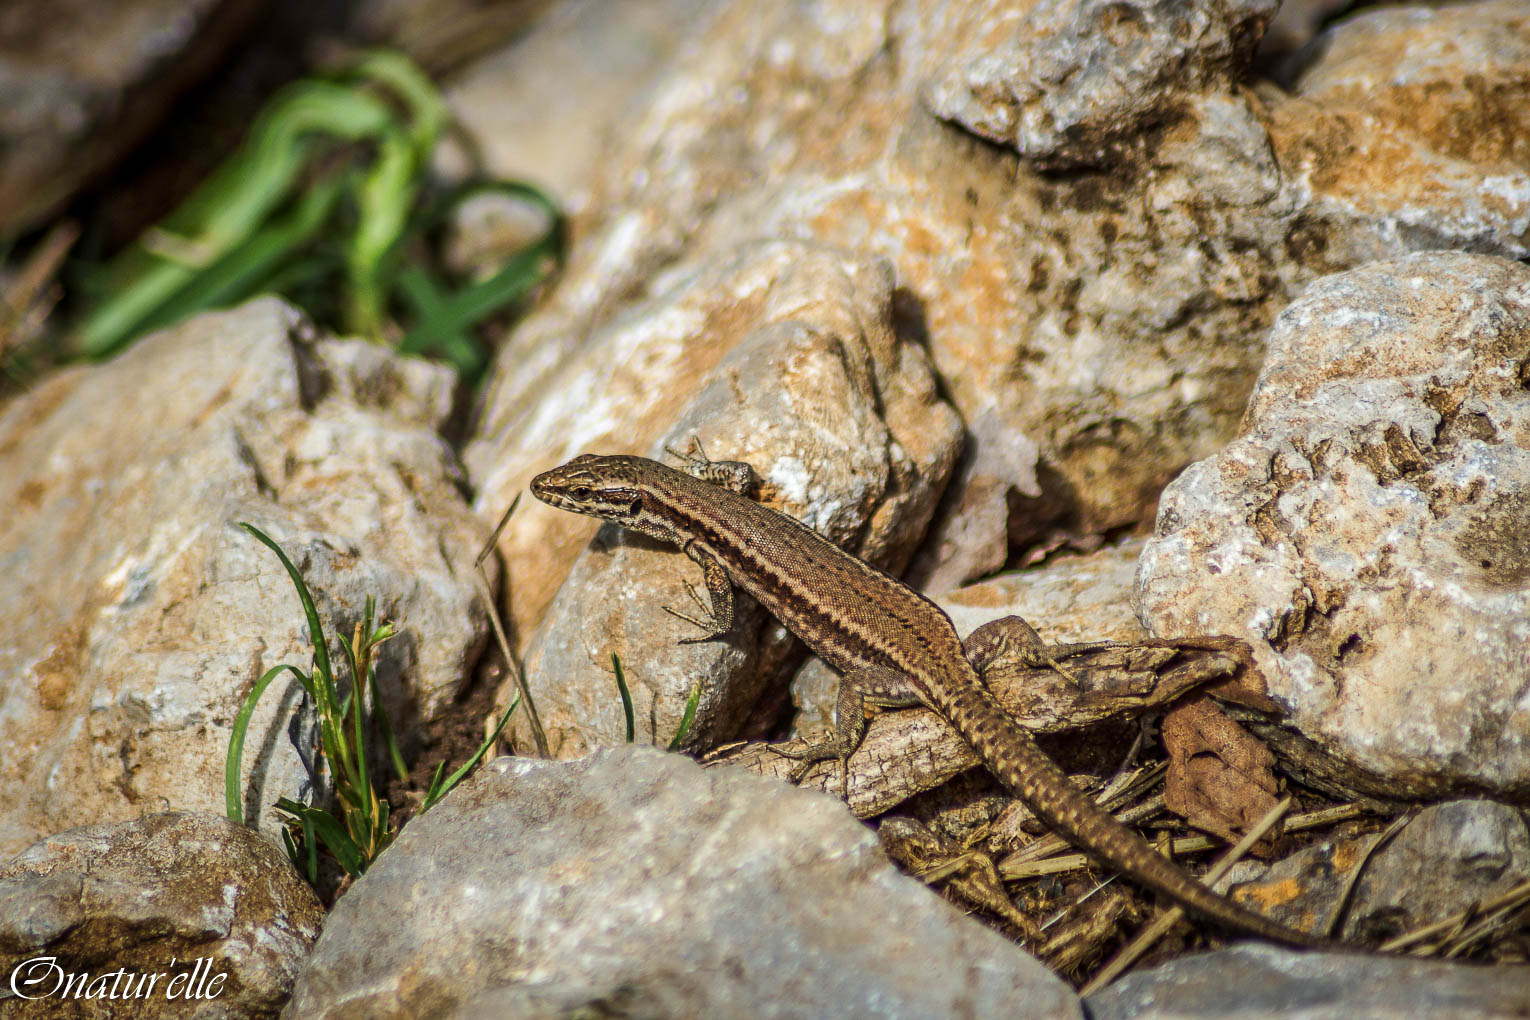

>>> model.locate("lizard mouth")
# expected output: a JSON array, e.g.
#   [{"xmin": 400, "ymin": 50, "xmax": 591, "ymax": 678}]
[{"xmin": 530, "ymin": 472, "xmax": 600, "ymax": 515}]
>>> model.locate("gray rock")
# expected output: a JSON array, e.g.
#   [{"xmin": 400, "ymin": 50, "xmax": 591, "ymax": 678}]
[
  {"xmin": 0, "ymin": 299, "xmax": 491, "ymax": 856},
  {"xmin": 1227, "ymin": 800, "xmax": 1530, "ymax": 942},
  {"xmin": 0, "ymin": 811, "xmax": 322, "ymax": 1019},
  {"xmin": 1085, "ymin": 942, "xmax": 1530, "ymax": 1020},
  {"xmin": 1347, "ymin": 799, "xmax": 1530, "ymax": 942},
  {"xmin": 1137, "ymin": 253, "xmax": 1530, "ymax": 799},
  {"xmin": 283, "ymin": 746, "xmax": 1081, "ymax": 1019}
]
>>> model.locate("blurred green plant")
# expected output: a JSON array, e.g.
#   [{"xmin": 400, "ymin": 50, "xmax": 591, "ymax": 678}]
[
  {"xmin": 73, "ymin": 51, "xmax": 562, "ymax": 380},
  {"xmin": 227, "ymin": 522, "xmax": 517, "ymax": 882}
]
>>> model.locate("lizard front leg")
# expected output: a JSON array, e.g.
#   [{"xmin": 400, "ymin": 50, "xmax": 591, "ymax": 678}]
[
  {"xmin": 662, "ymin": 539, "xmax": 739, "ymax": 644},
  {"xmin": 667, "ymin": 443, "xmax": 758, "ymax": 496},
  {"xmin": 772, "ymin": 664, "xmax": 923, "ymax": 800}
]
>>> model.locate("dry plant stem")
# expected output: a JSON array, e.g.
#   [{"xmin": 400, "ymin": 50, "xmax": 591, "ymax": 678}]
[
  {"xmin": 0, "ymin": 220, "xmax": 78, "ymax": 355},
  {"xmin": 1041, "ymin": 874, "xmax": 1121, "ymax": 934},
  {"xmin": 1316, "ymin": 810, "xmax": 1415, "ymax": 939},
  {"xmin": 1008, "ymin": 800, "xmax": 1373, "ymax": 880},
  {"xmin": 1379, "ymin": 877, "xmax": 1530, "ymax": 954},
  {"xmin": 913, "ymin": 852, "xmax": 983, "ymax": 885},
  {"xmin": 475, "ymin": 495, "xmax": 549, "ymax": 757},
  {"xmin": 1441, "ymin": 888, "xmax": 1530, "ymax": 958},
  {"xmin": 1286, "ymin": 802, "xmax": 1368, "ymax": 830},
  {"xmin": 1079, "ymin": 796, "xmax": 1294, "ymax": 996}
]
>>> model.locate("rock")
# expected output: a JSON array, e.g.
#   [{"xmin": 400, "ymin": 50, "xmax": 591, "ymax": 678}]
[
  {"xmin": 1137, "ymin": 252, "xmax": 1530, "ymax": 799},
  {"xmin": 1086, "ymin": 942, "xmax": 1530, "ymax": 1019},
  {"xmin": 1265, "ymin": 0, "xmax": 1530, "ymax": 265},
  {"xmin": 283, "ymin": 746, "xmax": 1081, "ymax": 1019},
  {"xmin": 922, "ymin": 0, "xmax": 1277, "ymax": 169},
  {"xmin": 474, "ymin": 242, "xmax": 961, "ymax": 756},
  {"xmin": 439, "ymin": 0, "xmax": 730, "ymax": 217},
  {"xmin": 0, "ymin": 0, "xmax": 261, "ymax": 237},
  {"xmin": 1225, "ymin": 800, "xmax": 1530, "ymax": 943},
  {"xmin": 0, "ymin": 299, "xmax": 490, "ymax": 856},
  {"xmin": 1345, "ymin": 800, "xmax": 1530, "ymax": 942},
  {"xmin": 461, "ymin": 0, "xmax": 1530, "ymax": 600},
  {"xmin": 0, "ymin": 811, "xmax": 322, "ymax": 1019}
]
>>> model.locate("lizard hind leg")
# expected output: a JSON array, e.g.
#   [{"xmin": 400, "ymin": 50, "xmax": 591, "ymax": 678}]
[
  {"xmin": 770, "ymin": 664, "xmax": 924, "ymax": 801},
  {"xmin": 963, "ymin": 615, "xmax": 1125, "ymax": 688}
]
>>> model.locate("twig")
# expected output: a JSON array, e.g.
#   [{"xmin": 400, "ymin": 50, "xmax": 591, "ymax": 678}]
[
  {"xmin": 473, "ymin": 495, "xmax": 549, "ymax": 757},
  {"xmin": 1441, "ymin": 890, "xmax": 1530, "ymax": 959},
  {"xmin": 1041, "ymin": 874, "xmax": 1120, "ymax": 932},
  {"xmin": 1079, "ymin": 795, "xmax": 1294, "ymax": 996},
  {"xmin": 1379, "ymin": 877, "xmax": 1530, "ymax": 954},
  {"xmin": 1285, "ymin": 801, "xmax": 1369, "ymax": 831}
]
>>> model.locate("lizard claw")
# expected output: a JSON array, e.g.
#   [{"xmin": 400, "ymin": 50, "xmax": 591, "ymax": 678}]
[{"xmin": 768, "ymin": 741, "xmax": 852, "ymax": 800}]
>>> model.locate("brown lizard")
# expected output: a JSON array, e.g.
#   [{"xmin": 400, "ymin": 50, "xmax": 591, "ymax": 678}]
[{"xmin": 531, "ymin": 451, "xmax": 1322, "ymax": 946}]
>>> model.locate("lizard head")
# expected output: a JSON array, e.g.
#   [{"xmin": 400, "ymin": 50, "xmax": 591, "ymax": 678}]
[{"xmin": 530, "ymin": 454, "xmax": 649, "ymax": 524}]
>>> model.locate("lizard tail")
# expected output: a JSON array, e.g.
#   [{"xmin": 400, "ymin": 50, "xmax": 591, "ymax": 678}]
[{"xmin": 943, "ymin": 682, "xmax": 1327, "ymax": 948}]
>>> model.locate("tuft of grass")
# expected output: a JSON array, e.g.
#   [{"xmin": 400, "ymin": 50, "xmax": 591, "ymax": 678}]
[
  {"xmin": 228, "ymin": 522, "xmax": 517, "ymax": 882},
  {"xmin": 611, "ymin": 651, "xmax": 701, "ymax": 750},
  {"xmin": 71, "ymin": 50, "xmax": 563, "ymax": 381}
]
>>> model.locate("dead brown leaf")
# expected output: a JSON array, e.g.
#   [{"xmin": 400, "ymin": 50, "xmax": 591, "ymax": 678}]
[{"xmin": 1162, "ymin": 694, "xmax": 1280, "ymax": 847}]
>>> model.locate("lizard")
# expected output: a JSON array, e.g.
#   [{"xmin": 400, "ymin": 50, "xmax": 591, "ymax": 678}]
[{"xmin": 531, "ymin": 451, "xmax": 1323, "ymax": 947}]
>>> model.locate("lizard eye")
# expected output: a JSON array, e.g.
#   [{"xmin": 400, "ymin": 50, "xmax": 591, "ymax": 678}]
[{"xmin": 571, "ymin": 486, "xmax": 592, "ymax": 501}]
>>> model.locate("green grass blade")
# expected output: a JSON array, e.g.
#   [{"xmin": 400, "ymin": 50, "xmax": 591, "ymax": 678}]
[
  {"xmin": 420, "ymin": 696, "xmax": 519, "ymax": 813},
  {"xmin": 667, "ymin": 683, "xmax": 702, "ymax": 752},
  {"xmin": 279, "ymin": 799, "xmax": 366, "ymax": 877},
  {"xmin": 423, "ymin": 761, "xmax": 448, "ymax": 806},
  {"xmin": 76, "ymin": 84, "xmax": 398, "ymax": 357},
  {"xmin": 125, "ymin": 177, "xmax": 345, "ymax": 338},
  {"xmin": 226, "ymin": 663, "xmax": 307, "ymax": 824},
  {"xmin": 337, "ymin": 632, "xmax": 371, "ymax": 807},
  {"xmin": 239, "ymin": 524, "xmax": 336, "ymax": 714},
  {"xmin": 280, "ymin": 826, "xmax": 312, "ymax": 884},
  {"xmin": 612, "ymin": 653, "xmax": 635, "ymax": 743},
  {"xmin": 346, "ymin": 129, "xmax": 419, "ymax": 337},
  {"xmin": 344, "ymin": 50, "xmax": 445, "ymax": 154}
]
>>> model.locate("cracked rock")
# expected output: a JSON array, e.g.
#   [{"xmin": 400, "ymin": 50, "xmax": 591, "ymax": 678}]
[
  {"xmin": 0, "ymin": 299, "xmax": 491, "ymax": 855},
  {"xmin": 1137, "ymin": 252, "xmax": 1530, "ymax": 799},
  {"xmin": 0, "ymin": 811, "xmax": 322, "ymax": 1019},
  {"xmin": 282, "ymin": 746, "xmax": 1080, "ymax": 1019}
]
